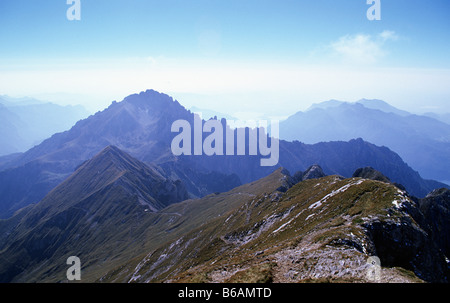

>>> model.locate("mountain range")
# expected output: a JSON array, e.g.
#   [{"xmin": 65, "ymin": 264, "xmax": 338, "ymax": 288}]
[
  {"xmin": 423, "ymin": 112, "xmax": 450, "ymax": 125},
  {"xmin": 0, "ymin": 147, "xmax": 448, "ymax": 282},
  {"xmin": 0, "ymin": 90, "xmax": 446, "ymax": 219},
  {"xmin": 0, "ymin": 89, "xmax": 449, "ymax": 283},
  {"xmin": 279, "ymin": 98, "xmax": 450, "ymax": 184},
  {"xmin": 0, "ymin": 95, "xmax": 89, "ymax": 156}
]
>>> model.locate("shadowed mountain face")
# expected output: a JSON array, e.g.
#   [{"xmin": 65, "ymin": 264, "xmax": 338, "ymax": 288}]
[
  {"xmin": 48, "ymin": 145, "xmax": 190, "ymax": 212},
  {"xmin": 292, "ymin": 164, "xmax": 327, "ymax": 183},
  {"xmin": 188, "ymin": 136, "xmax": 446, "ymax": 198},
  {"xmin": 353, "ymin": 166, "xmax": 391, "ymax": 183},
  {"xmin": 0, "ymin": 90, "xmax": 447, "ymax": 219},
  {"xmin": 279, "ymin": 100, "xmax": 450, "ymax": 184},
  {"xmin": 0, "ymin": 145, "xmax": 188, "ymax": 282},
  {"xmin": 418, "ymin": 189, "xmax": 450, "ymax": 259}
]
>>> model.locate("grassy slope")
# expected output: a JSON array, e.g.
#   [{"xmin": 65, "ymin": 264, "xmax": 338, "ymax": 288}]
[
  {"xmin": 2, "ymin": 165, "xmax": 427, "ymax": 283},
  {"xmin": 59, "ymin": 167, "xmax": 291, "ymax": 282},
  {"xmin": 101, "ymin": 174, "xmax": 424, "ymax": 283}
]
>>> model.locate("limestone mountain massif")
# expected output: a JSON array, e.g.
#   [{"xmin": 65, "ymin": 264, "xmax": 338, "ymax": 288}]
[{"xmin": 0, "ymin": 90, "xmax": 445, "ymax": 219}]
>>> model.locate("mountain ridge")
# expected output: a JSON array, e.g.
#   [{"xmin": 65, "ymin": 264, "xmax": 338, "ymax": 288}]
[
  {"xmin": 100, "ymin": 169, "xmax": 449, "ymax": 283},
  {"xmin": 0, "ymin": 159, "xmax": 289, "ymax": 282},
  {"xmin": 0, "ymin": 90, "xmax": 447, "ymax": 219},
  {"xmin": 0, "ymin": 145, "xmax": 188, "ymax": 282},
  {"xmin": 0, "ymin": 95, "xmax": 89, "ymax": 156},
  {"xmin": 280, "ymin": 99, "xmax": 450, "ymax": 183}
]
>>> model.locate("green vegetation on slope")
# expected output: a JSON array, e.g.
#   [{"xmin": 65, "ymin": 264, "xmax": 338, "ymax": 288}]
[{"xmin": 102, "ymin": 172, "xmax": 446, "ymax": 283}]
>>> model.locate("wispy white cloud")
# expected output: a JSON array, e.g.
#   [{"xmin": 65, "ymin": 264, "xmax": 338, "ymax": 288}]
[
  {"xmin": 379, "ymin": 30, "xmax": 398, "ymax": 42},
  {"xmin": 330, "ymin": 30, "xmax": 398, "ymax": 64}
]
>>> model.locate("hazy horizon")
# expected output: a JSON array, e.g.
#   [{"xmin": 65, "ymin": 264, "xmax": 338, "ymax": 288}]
[{"xmin": 1, "ymin": 0, "xmax": 449, "ymax": 119}]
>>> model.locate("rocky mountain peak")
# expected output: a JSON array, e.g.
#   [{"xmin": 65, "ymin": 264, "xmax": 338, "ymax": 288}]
[
  {"xmin": 302, "ymin": 164, "xmax": 326, "ymax": 181},
  {"xmin": 121, "ymin": 89, "xmax": 183, "ymax": 113},
  {"xmin": 292, "ymin": 164, "xmax": 327, "ymax": 183},
  {"xmin": 39, "ymin": 145, "xmax": 188, "ymax": 219},
  {"xmin": 352, "ymin": 166, "xmax": 391, "ymax": 183},
  {"xmin": 89, "ymin": 144, "xmax": 145, "ymax": 172}
]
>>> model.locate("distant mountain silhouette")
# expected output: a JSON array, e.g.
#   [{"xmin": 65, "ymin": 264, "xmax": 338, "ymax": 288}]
[
  {"xmin": 0, "ymin": 90, "xmax": 447, "ymax": 218},
  {"xmin": 0, "ymin": 103, "xmax": 25, "ymax": 156},
  {"xmin": 0, "ymin": 95, "xmax": 89, "ymax": 156},
  {"xmin": 356, "ymin": 99, "xmax": 410, "ymax": 116},
  {"xmin": 279, "ymin": 99, "xmax": 450, "ymax": 183},
  {"xmin": 424, "ymin": 112, "xmax": 450, "ymax": 125}
]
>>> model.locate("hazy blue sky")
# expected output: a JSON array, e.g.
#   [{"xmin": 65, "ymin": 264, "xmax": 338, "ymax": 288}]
[{"xmin": 1, "ymin": 0, "xmax": 449, "ymax": 117}]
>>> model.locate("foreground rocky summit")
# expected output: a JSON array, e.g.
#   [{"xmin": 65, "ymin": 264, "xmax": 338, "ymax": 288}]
[{"xmin": 101, "ymin": 167, "xmax": 449, "ymax": 283}]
